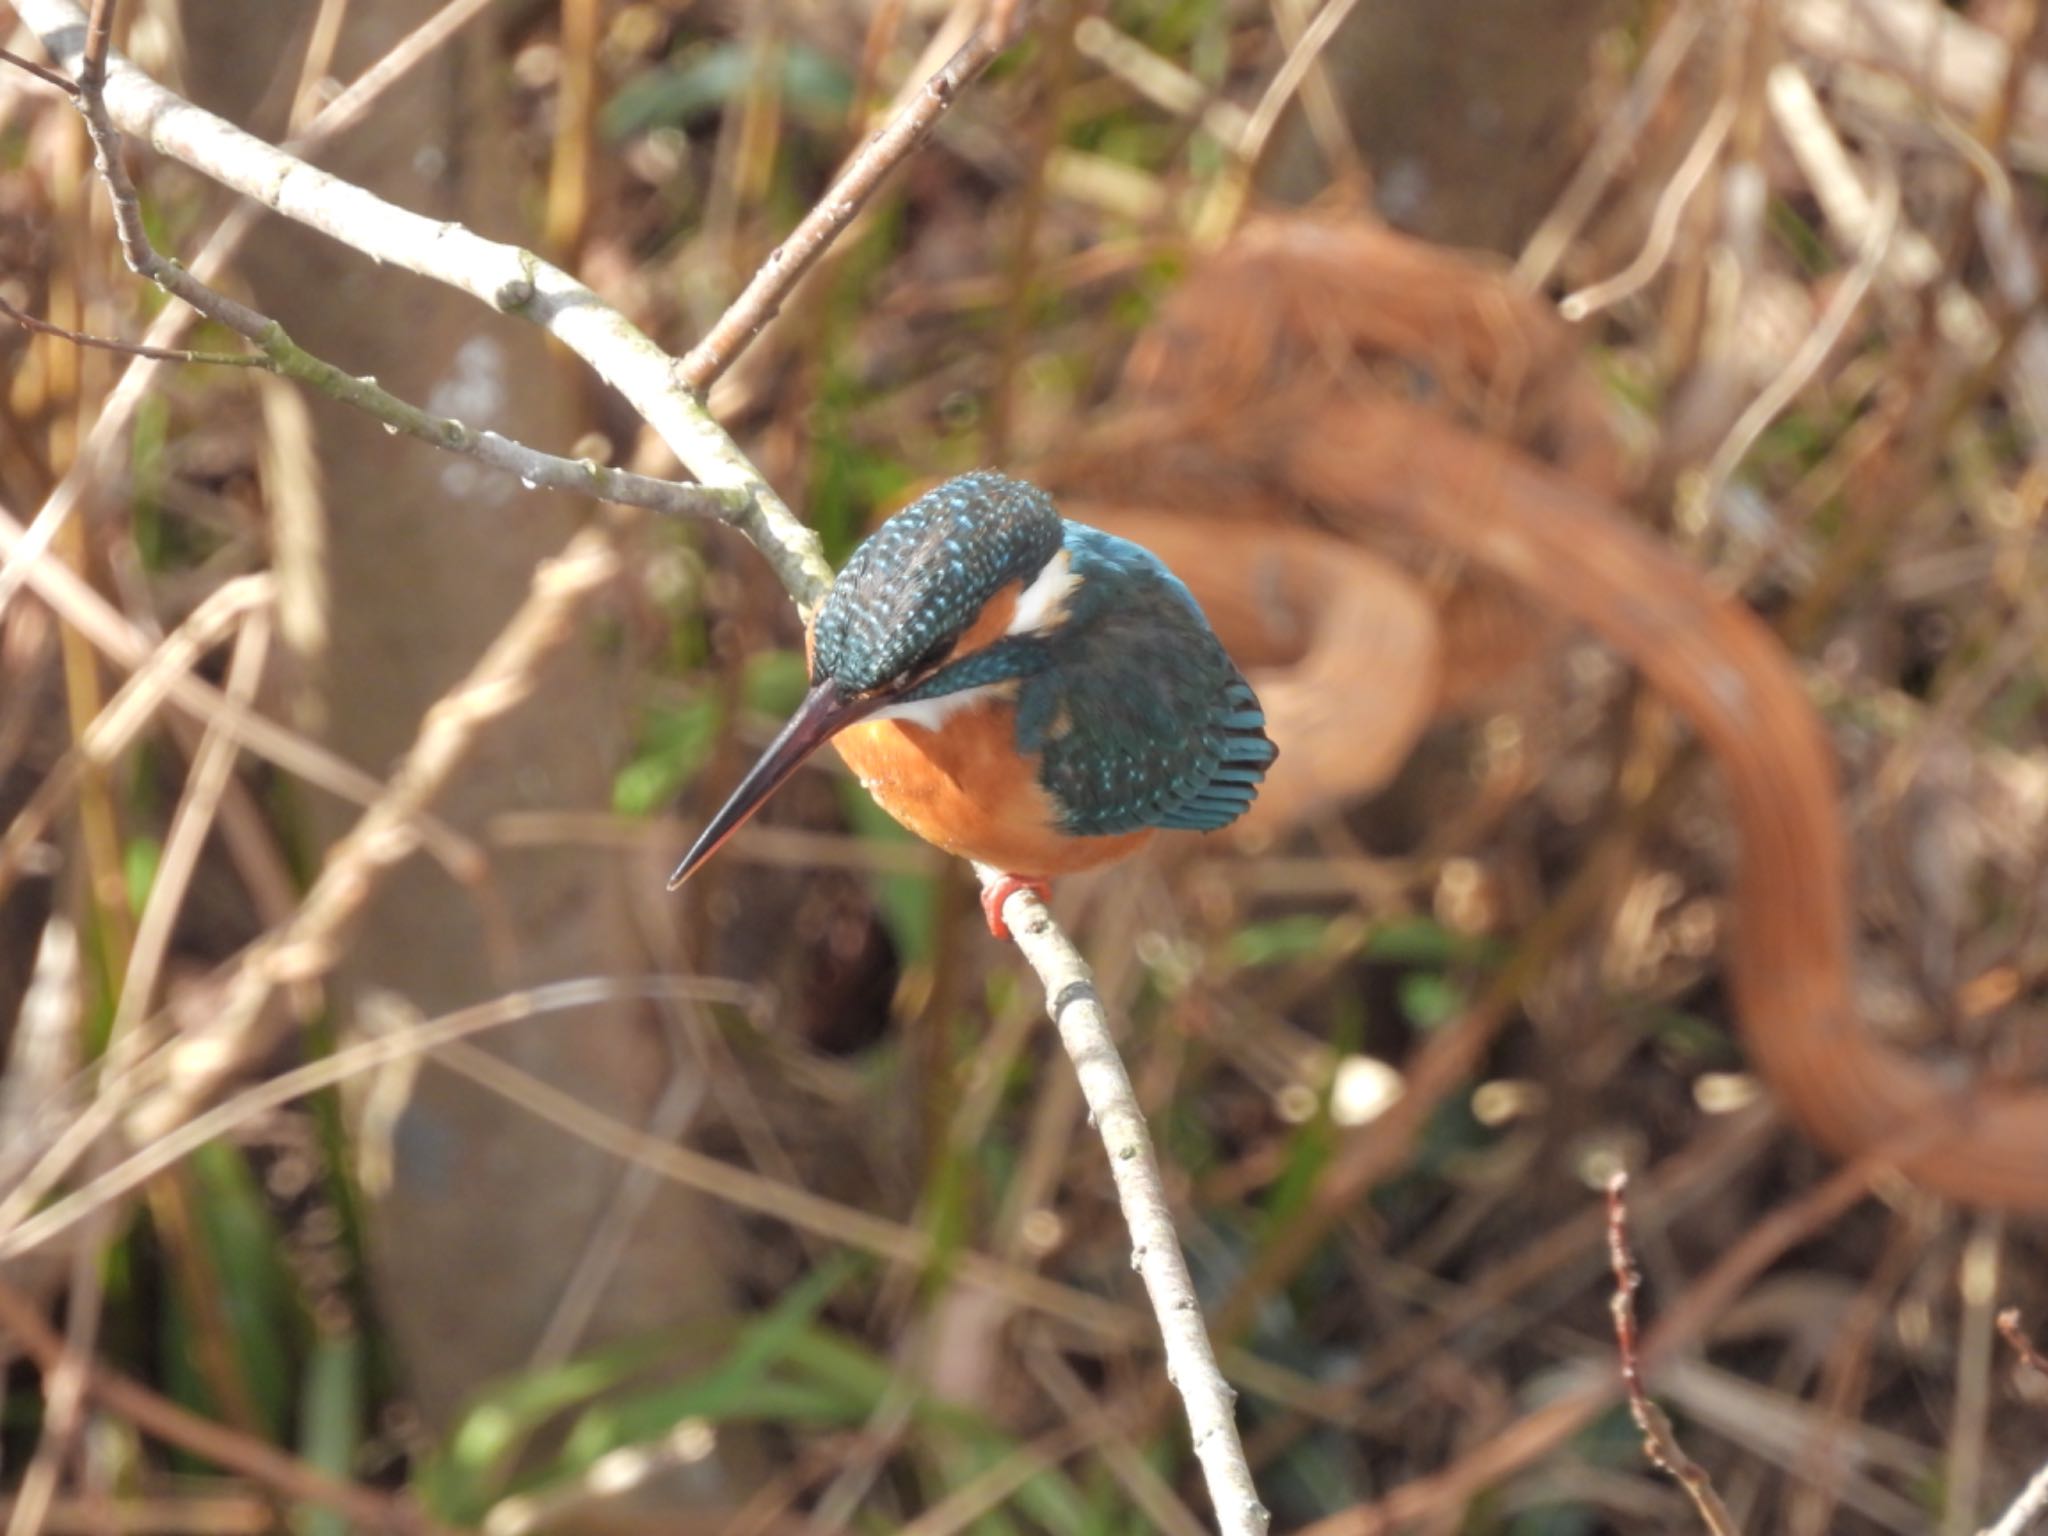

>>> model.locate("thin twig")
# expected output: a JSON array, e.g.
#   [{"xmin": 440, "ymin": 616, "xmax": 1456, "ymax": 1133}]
[
  {"xmin": 6, "ymin": 1206, "xmax": 109, "ymax": 1536},
  {"xmin": 1693, "ymin": 163, "xmax": 1901, "ymax": 510},
  {"xmin": 1516, "ymin": 0, "xmax": 1708, "ymax": 289},
  {"xmin": 1234, "ymin": 0, "xmax": 1369, "ymax": 173},
  {"xmin": 0, "ymin": 44, "xmax": 79, "ymax": 94},
  {"xmin": 0, "ymin": 289, "xmax": 265, "ymax": 366},
  {"xmin": 0, "ymin": 1279, "xmax": 450, "ymax": 1535},
  {"xmin": 7, "ymin": 282, "xmax": 742, "ymax": 514},
  {"xmin": 79, "ymin": 0, "xmax": 115, "ymax": 80},
  {"xmin": 1605, "ymin": 1173, "xmax": 1742, "ymax": 1536},
  {"xmin": 988, "ymin": 872, "xmax": 1269, "ymax": 1536},
  {"xmin": 2000, "ymin": 1310, "xmax": 2048, "ymax": 1383},
  {"xmin": 106, "ymin": 611, "xmax": 271, "ymax": 1053},
  {"xmin": 1560, "ymin": 94, "xmax": 1737, "ymax": 321}
]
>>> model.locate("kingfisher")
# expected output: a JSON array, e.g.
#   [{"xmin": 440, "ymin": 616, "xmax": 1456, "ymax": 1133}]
[{"xmin": 667, "ymin": 472, "xmax": 1277, "ymax": 938}]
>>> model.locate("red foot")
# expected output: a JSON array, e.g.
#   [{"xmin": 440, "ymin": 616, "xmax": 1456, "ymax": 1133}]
[{"xmin": 980, "ymin": 875, "xmax": 1052, "ymax": 940}]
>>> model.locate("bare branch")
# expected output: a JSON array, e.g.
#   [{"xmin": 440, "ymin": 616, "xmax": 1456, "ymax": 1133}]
[
  {"xmin": 17, "ymin": 0, "xmax": 835, "ymax": 607},
  {"xmin": 1606, "ymin": 1173, "xmax": 1741, "ymax": 1536},
  {"xmin": 0, "ymin": 0, "xmax": 511, "ymax": 620},
  {"xmin": 9, "ymin": 8, "xmax": 1271, "ymax": 1529},
  {"xmin": 79, "ymin": 0, "xmax": 114, "ymax": 81},
  {"xmin": 48, "ymin": 41, "xmax": 747, "ymax": 523},
  {"xmin": 988, "ymin": 872, "xmax": 1269, "ymax": 1536}
]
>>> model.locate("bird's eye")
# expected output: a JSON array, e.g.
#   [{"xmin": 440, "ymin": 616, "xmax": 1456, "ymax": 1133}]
[{"xmin": 906, "ymin": 634, "xmax": 957, "ymax": 680}]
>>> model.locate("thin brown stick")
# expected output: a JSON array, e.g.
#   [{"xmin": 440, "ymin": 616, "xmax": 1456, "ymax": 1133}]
[
  {"xmin": 0, "ymin": 290, "xmax": 263, "ymax": 366},
  {"xmin": 1605, "ymin": 1173, "xmax": 1741, "ymax": 1536},
  {"xmin": 79, "ymin": 0, "xmax": 115, "ymax": 80},
  {"xmin": 674, "ymin": 6, "xmax": 1028, "ymax": 393},
  {"xmin": 125, "ymin": 527, "xmax": 623, "ymax": 1138},
  {"xmin": 0, "ymin": 1495, "xmax": 272, "ymax": 1533},
  {"xmin": 0, "ymin": 43, "xmax": 79, "ymax": 94},
  {"xmin": 2000, "ymin": 1310, "xmax": 2048, "ymax": 1384},
  {"xmin": 0, "ymin": 1279, "xmax": 451, "ymax": 1535},
  {"xmin": 1297, "ymin": 1131, "xmax": 1924, "ymax": 1536}
]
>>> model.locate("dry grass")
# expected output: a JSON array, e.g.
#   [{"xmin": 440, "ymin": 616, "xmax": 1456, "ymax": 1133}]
[{"xmin": 1, "ymin": 0, "xmax": 2046, "ymax": 1532}]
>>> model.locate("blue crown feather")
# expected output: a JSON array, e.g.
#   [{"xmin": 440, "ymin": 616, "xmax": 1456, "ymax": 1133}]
[{"xmin": 811, "ymin": 472, "xmax": 1063, "ymax": 693}]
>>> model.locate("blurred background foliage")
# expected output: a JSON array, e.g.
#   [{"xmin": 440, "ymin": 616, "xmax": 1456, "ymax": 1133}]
[{"xmin": 2, "ymin": 0, "xmax": 2047, "ymax": 1533}]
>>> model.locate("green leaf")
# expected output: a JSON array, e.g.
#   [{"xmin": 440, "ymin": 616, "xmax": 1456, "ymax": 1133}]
[
  {"xmin": 742, "ymin": 648, "xmax": 809, "ymax": 718},
  {"xmin": 838, "ymin": 784, "xmax": 938, "ymax": 964},
  {"xmin": 123, "ymin": 836, "xmax": 162, "ymax": 916},
  {"xmin": 164, "ymin": 1143, "xmax": 302, "ymax": 1441},
  {"xmin": 294, "ymin": 1330, "xmax": 361, "ymax": 1536},
  {"xmin": 1363, "ymin": 916, "xmax": 1496, "ymax": 967},
  {"xmin": 614, "ymin": 696, "xmax": 722, "ymax": 816},
  {"xmin": 1226, "ymin": 914, "xmax": 1333, "ymax": 967},
  {"xmin": 1397, "ymin": 971, "xmax": 1462, "ymax": 1031},
  {"xmin": 557, "ymin": 1256, "xmax": 862, "ymax": 1472},
  {"xmin": 603, "ymin": 41, "xmax": 852, "ymax": 138},
  {"xmin": 431, "ymin": 1332, "xmax": 679, "ymax": 1516}
]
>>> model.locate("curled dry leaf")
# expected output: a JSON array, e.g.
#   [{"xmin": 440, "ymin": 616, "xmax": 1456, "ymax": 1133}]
[{"xmin": 1048, "ymin": 213, "xmax": 2048, "ymax": 1212}]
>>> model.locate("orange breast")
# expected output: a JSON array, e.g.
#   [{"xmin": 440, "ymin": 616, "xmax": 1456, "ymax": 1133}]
[{"xmin": 832, "ymin": 696, "xmax": 1152, "ymax": 878}]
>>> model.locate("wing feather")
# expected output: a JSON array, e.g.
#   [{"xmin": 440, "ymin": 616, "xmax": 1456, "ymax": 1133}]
[{"xmin": 1018, "ymin": 528, "xmax": 1276, "ymax": 837}]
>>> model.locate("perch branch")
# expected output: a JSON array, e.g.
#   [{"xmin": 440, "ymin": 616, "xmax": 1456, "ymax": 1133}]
[
  {"xmin": 1982, "ymin": 1465, "xmax": 2048, "ymax": 1536},
  {"xmin": 988, "ymin": 872, "xmax": 1269, "ymax": 1536},
  {"xmin": 14, "ymin": 3, "xmax": 1268, "ymax": 1528}
]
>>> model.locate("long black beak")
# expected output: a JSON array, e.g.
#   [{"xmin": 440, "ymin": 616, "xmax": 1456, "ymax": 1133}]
[{"xmin": 666, "ymin": 679, "xmax": 878, "ymax": 890}]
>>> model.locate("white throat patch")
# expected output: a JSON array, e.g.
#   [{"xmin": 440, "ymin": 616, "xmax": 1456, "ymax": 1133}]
[
  {"xmin": 871, "ymin": 683, "xmax": 1003, "ymax": 732},
  {"xmin": 1006, "ymin": 547, "xmax": 1079, "ymax": 636}
]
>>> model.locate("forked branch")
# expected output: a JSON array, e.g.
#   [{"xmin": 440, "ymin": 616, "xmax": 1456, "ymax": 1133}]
[{"xmin": 12, "ymin": 2, "xmax": 1266, "ymax": 1529}]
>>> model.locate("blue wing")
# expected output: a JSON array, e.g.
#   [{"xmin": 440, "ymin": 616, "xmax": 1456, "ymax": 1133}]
[{"xmin": 1015, "ymin": 525, "xmax": 1277, "ymax": 837}]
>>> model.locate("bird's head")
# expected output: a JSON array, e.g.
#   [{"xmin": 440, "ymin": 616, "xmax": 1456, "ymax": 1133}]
[{"xmin": 667, "ymin": 472, "xmax": 1078, "ymax": 888}]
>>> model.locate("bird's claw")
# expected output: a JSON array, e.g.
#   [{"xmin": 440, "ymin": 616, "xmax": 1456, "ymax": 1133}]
[{"xmin": 980, "ymin": 875, "xmax": 1052, "ymax": 940}]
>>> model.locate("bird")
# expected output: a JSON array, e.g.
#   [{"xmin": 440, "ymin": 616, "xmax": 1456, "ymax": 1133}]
[{"xmin": 667, "ymin": 471, "xmax": 1278, "ymax": 938}]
